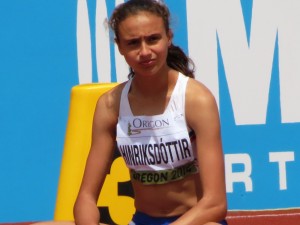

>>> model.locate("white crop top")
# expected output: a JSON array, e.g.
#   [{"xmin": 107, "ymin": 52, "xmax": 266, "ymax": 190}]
[{"xmin": 116, "ymin": 73, "xmax": 198, "ymax": 185}]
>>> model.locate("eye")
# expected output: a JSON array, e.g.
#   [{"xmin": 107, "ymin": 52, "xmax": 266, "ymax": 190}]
[
  {"xmin": 127, "ymin": 39, "xmax": 139, "ymax": 46},
  {"xmin": 147, "ymin": 35, "xmax": 160, "ymax": 43}
]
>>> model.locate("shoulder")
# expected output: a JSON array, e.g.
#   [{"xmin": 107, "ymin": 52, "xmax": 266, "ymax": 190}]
[
  {"xmin": 185, "ymin": 78, "xmax": 220, "ymax": 129},
  {"xmin": 97, "ymin": 82, "xmax": 127, "ymax": 109},
  {"xmin": 185, "ymin": 78, "xmax": 217, "ymax": 108},
  {"xmin": 94, "ymin": 82, "xmax": 127, "ymax": 124}
]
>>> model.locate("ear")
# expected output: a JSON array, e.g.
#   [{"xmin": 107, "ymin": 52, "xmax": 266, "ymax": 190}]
[{"xmin": 167, "ymin": 30, "xmax": 173, "ymax": 47}]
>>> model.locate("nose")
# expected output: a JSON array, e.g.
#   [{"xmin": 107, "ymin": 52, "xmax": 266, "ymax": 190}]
[{"xmin": 139, "ymin": 41, "xmax": 151, "ymax": 57}]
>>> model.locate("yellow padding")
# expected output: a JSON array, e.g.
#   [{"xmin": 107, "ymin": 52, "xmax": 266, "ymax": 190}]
[{"xmin": 54, "ymin": 83, "xmax": 135, "ymax": 224}]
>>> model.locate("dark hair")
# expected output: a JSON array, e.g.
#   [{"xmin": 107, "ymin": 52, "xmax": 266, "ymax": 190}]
[{"xmin": 109, "ymin": 0, "xmax": 195, "ymax": 78}]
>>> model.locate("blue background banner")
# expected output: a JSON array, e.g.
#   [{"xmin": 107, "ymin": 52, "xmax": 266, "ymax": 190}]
[{"xmin": 0, "ymin": 0, "xmax": 299, "ymax": 222}]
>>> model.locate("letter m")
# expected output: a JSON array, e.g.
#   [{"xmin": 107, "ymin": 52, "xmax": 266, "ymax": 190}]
[{"xmin": 187, "ymin": 0, "xmax": 300, "ymax": 124}]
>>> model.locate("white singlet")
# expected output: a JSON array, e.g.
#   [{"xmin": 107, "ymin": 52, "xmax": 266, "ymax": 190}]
[{"xmin": 116, "ymin": 73, "xmax": 198, "ymax": 185}]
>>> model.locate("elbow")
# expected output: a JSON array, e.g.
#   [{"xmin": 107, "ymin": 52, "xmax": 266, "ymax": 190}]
[
  {"xmin": 203, "ymin": 196, "xmax": 228, "ymax": 221},
  {"xmin": 73, "ymin": 196, "xmax": 81, "ymax": 220},
  {"xmin": 212, "ymin": 197, "xmax": 227, "ymax": 220},
  {"xmin": 73, "ymin": 193, "xmax": 87, "ymax": 220},
  {"xmin": 217, "ymin": 200, "xmax": 228, "ymax": 220}
]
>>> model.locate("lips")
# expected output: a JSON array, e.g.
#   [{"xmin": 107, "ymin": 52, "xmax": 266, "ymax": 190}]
[{"xmin": 140, "ymin": 59, "xmax": 155, "ymax": 67}]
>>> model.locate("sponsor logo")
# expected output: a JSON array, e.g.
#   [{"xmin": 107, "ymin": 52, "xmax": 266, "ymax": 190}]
[{"xmin": 127, "ymin": 118, "xmax": 170, "ymax": 136}]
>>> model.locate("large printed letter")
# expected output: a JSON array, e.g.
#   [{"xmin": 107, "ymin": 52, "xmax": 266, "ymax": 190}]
[
  {"xmin": 225, "ymin": 154, "xmax": 253, "ymax": 193},
  {"xmin": 114, "ymin": 0, "xmax": 129, "ymax": 82},
  {"xmin": 77, "ymin": 0, "xmax": 92, "ymax": 84},
  {"xmin": 95, "ymin": 0, "xmax": 128, "ymax": 82},
  {"xmin": 269, "ymin": 151, "xmax": 295, "ymax": 190},
  {"xmin": 186, "ymin": 0, "xmax": 220, "ymax": 106},
  {"xmin": 277, "ymin": 2, "xmax": 300, "ymax": 123},
  {"xmin": 186, "ymin": 0, "xmax": 300, "ymax": 124},
  {"xmin": 78, "ymin": 0, "xmax": 128, "ymax": 83},
  {"xmin": 95, "ymin": 0, "xmax": 111, "ymax": 82}
]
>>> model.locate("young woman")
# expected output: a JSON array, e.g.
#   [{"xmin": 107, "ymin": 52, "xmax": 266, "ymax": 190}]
[{"xmin": 74, "ymin": 0, "xmax": 228, "ymax": 224}]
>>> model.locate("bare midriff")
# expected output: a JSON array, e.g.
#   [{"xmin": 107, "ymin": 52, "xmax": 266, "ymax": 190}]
[{"xmin": 132, "ymin": 173, "xmax": 202, "ymax": 217}]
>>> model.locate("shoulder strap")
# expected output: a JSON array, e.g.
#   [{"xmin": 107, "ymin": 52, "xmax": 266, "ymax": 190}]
[
  {"xmin": 119, "ymin": 79, "xmax": 133, "ymax": 116},
  {"xmin": 166, "ymin": 73, "xmax": 189, "ymax": 115}
]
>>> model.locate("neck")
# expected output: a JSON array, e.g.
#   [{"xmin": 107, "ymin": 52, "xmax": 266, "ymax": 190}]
[{"xmin": 131, "ymin": 68, "xmax": 177, "ymax": 97}]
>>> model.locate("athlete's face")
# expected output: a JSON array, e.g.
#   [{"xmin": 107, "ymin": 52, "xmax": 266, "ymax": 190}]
[{"xmin": 116, "ymin": 12, "xmax": 172, "ymax": 77}]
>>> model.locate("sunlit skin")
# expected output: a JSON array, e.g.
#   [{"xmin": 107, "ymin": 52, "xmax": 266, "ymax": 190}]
[
  {"xmin": 116, "ymin": 12, "xmax": 227, "ymax": 224},
  {"xmin": 116, "ymin": 12, "xmax": 176, "ymax": 117},
  {"xmin": 117, "ymin": 12, "xmax": 172, "ymax": 82},
  {"xmin": 75, "ymin": 11, "xmax": 226, "ymax": 225},
  {"xmin": 31, "ymin": 8, "xmax": 227, "ymax": 225},
  {"xmin": 114, "ymin": 13, "xmax": 198, "ymax": 215}
]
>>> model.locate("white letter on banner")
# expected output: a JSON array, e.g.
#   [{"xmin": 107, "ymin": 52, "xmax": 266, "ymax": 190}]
[
  {"xmin": 95, "ymin": 0, "xmax": 110, "ymax": 82},
  {"xmin": 77, "ymin": 0, "xmax": 92, "ymax": 84},
  {"xmin": 96, "ymin": 0, "xmax": 128, "ymax": 82},
  {"xmin": 186, "ymin": 0, "xmax": 220, "ymax": 107},
  {"xmin": 269, "ymin": 151, "xmax": 295, "ymax": 190},
  {"xmin": 277, "ymin": 1, "xmax": 300, "ymax": 123},
  {"xmin": 225, "ymin": 154, "xmax": 253, "ymax": 193},
  {"xmin": 114, "ymin": 0, "xmax": 129, "ymax": 83},
  {"xmin": 186, "ymin": 0, "xmax": 300, "ymax": 124},
  {"xmin": 78, "ymin": 0, "xmax": 128, "ymax": 83}
]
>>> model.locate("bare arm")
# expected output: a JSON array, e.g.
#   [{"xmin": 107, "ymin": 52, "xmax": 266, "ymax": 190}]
[
  {"xmin": 73, "ymin": 88, "xmax": 120, "ymax": 225},
  {"xmin": 171, "ymin": 79, "xmax": 227, "ymax": 225}
]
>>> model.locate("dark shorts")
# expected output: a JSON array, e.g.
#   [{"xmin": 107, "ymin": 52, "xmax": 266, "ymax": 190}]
[{"xmin": 129, "ymin": 211, "xmax": 228, "ymax": 225}]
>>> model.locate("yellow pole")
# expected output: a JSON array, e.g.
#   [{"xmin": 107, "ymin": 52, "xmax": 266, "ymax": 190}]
[{"xmin": 54, "ymin": 83, "xmax": 135, "ymax": 224}]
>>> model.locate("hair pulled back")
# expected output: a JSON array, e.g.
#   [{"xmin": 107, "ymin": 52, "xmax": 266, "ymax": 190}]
[{"xmin": 109, "ymin": 0, "xmax": 195, "ymax": 78}]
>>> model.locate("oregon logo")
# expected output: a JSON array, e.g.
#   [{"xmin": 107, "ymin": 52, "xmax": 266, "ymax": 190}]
[{"xmin": 127, "ymin": 118, "xmax": 170, "ymax": 136}]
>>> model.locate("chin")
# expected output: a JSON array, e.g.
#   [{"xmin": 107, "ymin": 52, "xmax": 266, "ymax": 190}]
[{"xmin": 135, "ymin": 69, "xmax": 158, "ymax": 78}]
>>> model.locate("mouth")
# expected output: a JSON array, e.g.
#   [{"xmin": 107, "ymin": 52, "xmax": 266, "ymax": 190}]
[{"xmin": 140, "ymin": 59, "xmax": 155, "ymax": 67}]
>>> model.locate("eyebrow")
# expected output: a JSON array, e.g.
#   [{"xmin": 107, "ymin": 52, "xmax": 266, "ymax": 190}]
[{"xmin": 123, "ymin": 33, "xmax": 162, "ymax": 41}]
